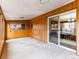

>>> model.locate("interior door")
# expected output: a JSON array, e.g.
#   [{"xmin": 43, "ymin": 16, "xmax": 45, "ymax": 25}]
[
  {"xmin": 49, "ymin": 16, "xmax": 59, "ymax": 44},
  {"xmin": 0, "ymin": 8, "xmax": 5, "ymax": 56}
]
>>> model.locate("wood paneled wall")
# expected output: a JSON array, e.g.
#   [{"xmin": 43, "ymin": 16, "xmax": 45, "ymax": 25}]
[
  {"xmin": 31, "ymin": 1, "xmax": 77, "ymax": 43},
  {"xmin": 6, "ymin": 20, "xmax": 32, "ymax": 39},
  {"xmin": 0, "ymin": 7, "xmax": 6, "ymax": 58},
  {"xmin": 31, "ymin": 17, "xmax": 47, "ymax": 42}
]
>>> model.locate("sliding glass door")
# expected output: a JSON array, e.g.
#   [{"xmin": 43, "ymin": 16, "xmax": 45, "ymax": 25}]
[
  {"xmin": 49, "ymin": 10, "xmax": 76, "ymax": 50},
  {"xmin": 49, "ymin": 16, "xmax": 59, "ymax": 44}
]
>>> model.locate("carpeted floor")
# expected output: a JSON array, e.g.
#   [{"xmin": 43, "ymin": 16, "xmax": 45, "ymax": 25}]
[{"xmin": 6, "ymin": 37, "xmax": 79, "ymax": 59}]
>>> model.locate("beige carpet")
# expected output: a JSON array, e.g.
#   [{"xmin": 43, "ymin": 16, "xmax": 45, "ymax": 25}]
[{"xmin": 6, "ymin": 37, "xmax": 79, "ymax": 59}]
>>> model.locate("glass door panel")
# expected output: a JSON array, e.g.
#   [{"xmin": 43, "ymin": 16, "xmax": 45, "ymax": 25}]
[
  {"xmin": 48, "ymin": 10, "xmax": 76, "ymax": 50},
  {"xmin": 49, "ymin": 16, "xmax": 59, "ymax": 44},
  {"xmin": 60, "ymin": 12, "xmax": 76, "ymax": 50}
]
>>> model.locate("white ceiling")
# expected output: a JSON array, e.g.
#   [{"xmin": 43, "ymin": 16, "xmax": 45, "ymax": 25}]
[{"xmin": 0, "ymin": 0, "xmax": 74, "ymax": 20}]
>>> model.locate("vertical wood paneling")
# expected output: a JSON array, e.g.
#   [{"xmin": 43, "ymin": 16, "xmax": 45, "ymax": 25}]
[
  {"xmin": 0, "ymin": 7, "xmax": 6, "ymax": 58},
  {"xmin": 6, "ymin": 20, "xmax": 31, "ymax": 39},
  {"xmin": 31, "ymin": 1, "xmax": 77, "ymax": 43}
]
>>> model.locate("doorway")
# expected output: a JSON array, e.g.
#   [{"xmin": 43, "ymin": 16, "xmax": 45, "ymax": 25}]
[{"xmin": 47, "ymin": 10, "xmax": 76, "ymax": 52}]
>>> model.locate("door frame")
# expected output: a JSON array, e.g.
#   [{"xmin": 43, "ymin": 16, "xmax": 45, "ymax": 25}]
[{"xmin": 47, "ymin": 9, "xmax": 76, "ymax": 52}]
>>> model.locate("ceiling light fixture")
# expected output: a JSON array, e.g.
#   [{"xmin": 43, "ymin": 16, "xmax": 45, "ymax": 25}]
[
  {"xmin": 40, "ymin": 0, "xmax": 49, "ymax": 4},
  {"xmin": 20, "ymin": 17, "xmax": 25, "ymax": 18}
]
